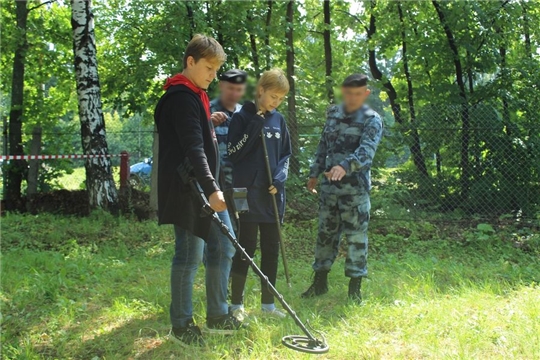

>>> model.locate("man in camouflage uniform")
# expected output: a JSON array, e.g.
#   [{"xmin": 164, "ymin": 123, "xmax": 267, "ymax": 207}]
[
  {"xmin": 210, "ymin": 69, "xmax": 247, "ymax": 189},
  {"xmin": 302, "ymin": 74, "xmax": 383, "ymax": 302}
]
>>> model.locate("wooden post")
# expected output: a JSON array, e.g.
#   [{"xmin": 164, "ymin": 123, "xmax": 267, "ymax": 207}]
[
  {"xmin": 119, "ymin": 151, "xmax": 129, "ymax": 190},
  {"xmin": 149, "ymin": 125, "xmax": 159, "ymax": 217},
  {"xmin": 2, "ymin": 115, "xmax": 8, "ymax": 201},
  {"xmin": 26, "ymin": 126, "xmax": 42, "ymax": 212}
]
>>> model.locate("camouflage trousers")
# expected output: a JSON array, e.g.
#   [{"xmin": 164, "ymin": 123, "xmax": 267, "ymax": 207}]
[{"xmin": 312, "ymin": 191, "xmax": 371, "ymax": 278}]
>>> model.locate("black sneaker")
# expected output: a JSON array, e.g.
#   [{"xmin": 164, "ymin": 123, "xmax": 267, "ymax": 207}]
[
  {"xmin": 170, "ymin": 320, "xmax": 204, "ymax": 347},
  {"xmin": 348, "ymin": 277, "xmax": 362, "ymax": 303},
  {"xmin": 205, "ymin": 312, "xmax": 246, "ymax": 335},
  {"xmin": 301, "ymin": 270, "xmax": 329, "ymax": 298}
]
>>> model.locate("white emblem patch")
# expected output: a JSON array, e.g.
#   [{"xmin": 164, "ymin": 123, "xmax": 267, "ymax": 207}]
[
  {"xmin": 275, "ymin": 132, "xmax": 281, "ymax": 139},
  {"xmin": 266, "ymin": 132, "xmax": 273, "ymax": 138}
]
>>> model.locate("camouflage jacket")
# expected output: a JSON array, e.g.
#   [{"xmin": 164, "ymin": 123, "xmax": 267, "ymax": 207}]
[{"xmin": 310, "ymin": 104, "xmax": 383, "ymax": 195}]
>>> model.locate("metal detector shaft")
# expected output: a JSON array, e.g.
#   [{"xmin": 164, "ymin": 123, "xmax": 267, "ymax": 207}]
[
  {"xmin": 260, "ymin": 129, "xmax": 292, "ymax": 287},
  {"xmin": 210, "ymin": 209, "xmax": 317, "ymax": 340},
  {"xmin": 186, "ymin": 179, "xmax": 327, "ymax": 353}
]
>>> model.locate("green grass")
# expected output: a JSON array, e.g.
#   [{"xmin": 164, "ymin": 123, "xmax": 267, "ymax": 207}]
[
  {"xmin": 1, "ymin": 212, "xmax": 539, "ymax": 359},
  {"xmin": 56, "ymin": 167, "xmax": 121, "ymax": 190}
]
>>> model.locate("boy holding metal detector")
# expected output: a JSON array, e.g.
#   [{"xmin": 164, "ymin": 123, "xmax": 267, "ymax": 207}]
[
  {"xmin": 154, "ymin": 35, "xmax": 245, "ymax": 347},
  {"xmin": 227, "ymin": 69, "xmax": 292, "ymax": 320},
  {"xmin": 154, "ymin": 39, "xmax": 328, "ymax": 354}
]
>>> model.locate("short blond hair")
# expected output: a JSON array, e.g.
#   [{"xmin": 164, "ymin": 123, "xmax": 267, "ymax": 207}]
[
  {"xmin": 257, "ymin": 68, "xmax": 290, "ymax": 94},
  {"xmin": 183, "ymin": 34, "xmax": 227, "ymax": 68}
]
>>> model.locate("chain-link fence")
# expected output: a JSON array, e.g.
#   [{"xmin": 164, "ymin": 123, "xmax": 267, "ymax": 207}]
[
  {"xmin": 5, "ymin": 102, "xmax": 539, "ymax": 221},
  {"xmin": 288, "ymin": 103, "xmax": 540, "ymax": 221}
]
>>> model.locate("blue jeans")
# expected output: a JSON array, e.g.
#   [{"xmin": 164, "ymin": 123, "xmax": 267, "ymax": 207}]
[{"xmin": 170, "ymin": 211, "xmax": 235, "ymax": 328}]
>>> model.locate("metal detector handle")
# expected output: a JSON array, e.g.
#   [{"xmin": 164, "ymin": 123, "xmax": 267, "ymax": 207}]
[{"xmin": 177, "ymin": 160, "xmax": 214, "ymax": 217}]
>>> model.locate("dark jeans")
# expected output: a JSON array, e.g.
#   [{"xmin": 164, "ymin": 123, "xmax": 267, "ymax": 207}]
[
  {"xmin": 170, "ymin": 211, "xmax": 235, "ymax": 328},
  {"xmin": 230, "ymin": 221, "xmax": 280, "ymax": 305}
]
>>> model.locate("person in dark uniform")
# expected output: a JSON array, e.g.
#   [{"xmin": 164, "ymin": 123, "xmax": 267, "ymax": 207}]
[
  {"xmin": 301, "ymin": 74, "xmax": 383, "ymax": 302},
  {"xmin": 154, "ymin": 35, "xmax": 244, "ymax": 347},
  {"xmin": 227, "ymin": 69, "xmax": 292, "ymax": 319},
  {"xmin": 210, "ymin": 69, "xmax": 247, "ymax": 189}
]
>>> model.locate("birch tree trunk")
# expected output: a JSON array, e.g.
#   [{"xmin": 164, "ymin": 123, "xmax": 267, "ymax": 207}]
[{"xmin": 71, "ymin": 0, "xmax": 118, "ymax": 211}]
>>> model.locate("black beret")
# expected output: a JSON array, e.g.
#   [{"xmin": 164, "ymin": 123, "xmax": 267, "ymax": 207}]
[{"xmin": 219, "ymin": 69, "xmax": 248, "ymax": 84}]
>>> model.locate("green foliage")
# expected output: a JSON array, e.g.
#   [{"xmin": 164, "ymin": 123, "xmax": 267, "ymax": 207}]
[{"xmin": 477, "ymin": 223, "xmax": 495, "ymax": 234}]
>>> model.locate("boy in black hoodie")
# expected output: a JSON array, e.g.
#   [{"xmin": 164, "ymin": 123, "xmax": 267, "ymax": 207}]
[{"xmin": 154, "ymin": 34, "xmax": 243, "ymax": 347}]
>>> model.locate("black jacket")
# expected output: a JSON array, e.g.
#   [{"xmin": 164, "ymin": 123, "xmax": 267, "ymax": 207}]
[
  {"xmin": 228, "ymin": 102, "xmax": 291, "ymax": 223},
  {"xmin": 154, "ymin": 85, "xmax": 221, "ymax": 239}
]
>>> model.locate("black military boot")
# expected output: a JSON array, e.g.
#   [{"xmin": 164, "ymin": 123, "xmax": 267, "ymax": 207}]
[
  {"xmin": 301, "ymin": 270, "xmax": 329, "ymax": 298},
  {"xmin": 348, "ymin": 277, "xmax": 362, "ymax": 302}
]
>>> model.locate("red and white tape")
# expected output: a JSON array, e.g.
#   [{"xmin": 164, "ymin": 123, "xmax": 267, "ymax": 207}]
[{"xmin": 1, "ymin": 153, "xmax": 127, "ymax": 161}]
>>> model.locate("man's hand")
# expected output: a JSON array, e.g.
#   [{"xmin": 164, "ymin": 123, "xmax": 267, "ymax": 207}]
[
  {"xmin": 210, "ymin": 112, "xmax": 228, "ymax": 127},
  {"xmin": 209, "ymin": 191, "xmax": 227, "ymax": 212},
  {"xmin": 268, "ymin": 185, "xmax": 278, "ymax": 195},
  {"xmin": 324, "ymin": 165, "xmax": 347, "ymax": 182},
  {"xmin": 307, "ymin": 177, "xmax": 318, "ymax": 194}
]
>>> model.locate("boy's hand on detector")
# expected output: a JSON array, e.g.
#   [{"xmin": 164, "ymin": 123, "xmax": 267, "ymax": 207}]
[{"xmin": 209, "ymin": 191, "xmax": 227, "ymax": 212}]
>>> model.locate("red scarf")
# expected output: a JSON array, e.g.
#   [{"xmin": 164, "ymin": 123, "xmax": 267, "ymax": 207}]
[{"xmin": 163, "ymin": 74, "xmax": 211, "ymax": 118}]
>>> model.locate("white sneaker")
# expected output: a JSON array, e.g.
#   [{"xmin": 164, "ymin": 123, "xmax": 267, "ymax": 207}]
[
  {"xmin": 261, "ymin": 307, "xmax": 287, "ymax": 319},
  {"xmin": 230, "ymin": 306, "xmax": 248, "ymax": 322}
]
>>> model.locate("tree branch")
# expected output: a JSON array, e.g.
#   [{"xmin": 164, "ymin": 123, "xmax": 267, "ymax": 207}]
[
  {"xmin": 28, "ymin": 0, "xmax": 56, "ymax": 12},
  {"xmin": 335, "ymin": 9, "xmax": 367, "ymax": 30}
]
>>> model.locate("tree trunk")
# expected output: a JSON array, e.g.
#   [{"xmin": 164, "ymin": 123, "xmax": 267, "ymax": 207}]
[
  {"xmin": 367, "ymin": 2, "xmax": 402, "ymax": 124},
  {"xmin": 499, "ymin": 41, "xmax": 511, "ymax": 136},
  {"xmin": 2, "ymin": 114, "xmax": 8, "ymax": 201},
  {"xmin": 264, "ymin": 0, "xmax": 273, "ymax": 69},
  {"xmin": 521, "ymin": 1, "xmax": 532, "ymax": 59},
  {"xmin": 323, "ymin": 0, "xmax": 334, "ymax": 103},
  {"xmin": 432, "ymin": 0, "xmax": 470, "ymax": 199},
  {"xmin": 397, "ymin": 2, "xmax": 429, "ymax": 178},
  {"xmin": 367, "ymin": 1, "xmax": 428, "ymax": 178},
  {"xmin": 5, "ymin": 0, "xmax": 29, "ymax": 211},
  {"xmin": 26, "ymin": 126, "xmax": 41, "ymax": 212},
  {"xmin": 285, "ymin": 0, "xmax": 299, "ymax": 175},
  {"xmin": 71, "ymin": 0, "xmax": 118, "ymax": 211},
  {"xmin": 466, "ymin": 51, "xmax": 474, "ymax": 94},
  {"xmin": 185, "ymin": 1, "xmax": 195, "ymax": 38},
  {"xmin": 248, "ymin": 11, "xmax": 261, "ymax": 78},
  {"xmin": 436, "ymin": 151, "xmax": 442, "ymax": 175},
  {"xmin": 249, "ymin": 33, "xmax": 260, "ymax": 77}
]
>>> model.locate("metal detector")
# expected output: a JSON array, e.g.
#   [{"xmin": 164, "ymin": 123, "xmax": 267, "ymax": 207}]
[
  {"xmin": 178, "ymin": 165, "xmax": 329, "ymax": 354},
  {"xmin": 260, "ymin": 127, "xmax": 292, "ymax": 287}
]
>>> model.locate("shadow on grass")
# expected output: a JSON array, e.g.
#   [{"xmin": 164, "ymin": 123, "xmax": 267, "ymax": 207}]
[{"xmin": 69, "ymin": 316, "xmax": 169, "ymax": 359}]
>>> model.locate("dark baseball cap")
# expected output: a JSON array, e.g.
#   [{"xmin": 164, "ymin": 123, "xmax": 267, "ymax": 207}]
[{"xmin": 219, "ymin": 69, "xmax": 248, "ymax": 84}]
